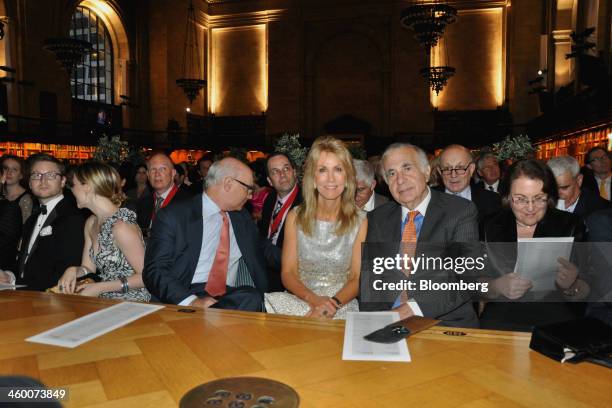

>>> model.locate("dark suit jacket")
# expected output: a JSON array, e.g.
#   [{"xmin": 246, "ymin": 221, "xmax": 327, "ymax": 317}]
[
  {"xmin": 434, "ymin": 185, "xmax": 501, "ymax": 223},
  {"xmin": 143, "ymin": 194, "xmax": 279, "ymax": 305},
  {"xmin": 0, "ymin": 199, "xmax": 22, "ymax": 270},
  {"xmin": 573, "ymin": 189, "xmax": 610, "ymax": 219},
  {"xmin": 361, "ymin": 189, "xmax": 480, "ymax": 328},
  {"xmin": 16, "ymin": 197, "xmax": 85, "ymax": 291},
  {"xmin": 257, "ymin": 188, "xmax": 303, "ymax": 292},
  {"xmin": 373, "ymin": 193, "xmax": 389, "ymax": 209},
  {"xmin": 585, "ymin": 209, "xmax": 612, "ymax": 324},
  {"xmin": 136, "ymin": 186, "xmax": 191, "ymax": 231}
]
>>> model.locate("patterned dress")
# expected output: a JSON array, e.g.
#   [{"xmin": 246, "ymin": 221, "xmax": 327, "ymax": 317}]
[
  {"xmin": 89, "ymin": 208, "xmax": 151, "ymax": 302},
  {"xmin": 264, "ymin": 212, "xmax": 364, "ymax": 319}
]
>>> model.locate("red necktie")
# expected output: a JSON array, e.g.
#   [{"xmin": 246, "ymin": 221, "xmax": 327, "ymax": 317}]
[
  {"xmin": 400, "ymin": 211, "xmax": 419, "ymax": 304},
  {"xmin": 206, "ymin": 211, "xmax": 230, "ymax": 297}
]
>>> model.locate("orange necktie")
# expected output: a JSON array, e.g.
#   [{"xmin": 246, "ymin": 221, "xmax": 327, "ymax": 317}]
[
  {"xmin": 600, "ymin": 179, "xmax": 609, "ymax": 200},
  {"xmin": 206, "ymin": 211, "xmax": 230, "ymax": 297},
  {"xmin": 399, "ymin": 210, "xmax": 419, "ymax": 304}
]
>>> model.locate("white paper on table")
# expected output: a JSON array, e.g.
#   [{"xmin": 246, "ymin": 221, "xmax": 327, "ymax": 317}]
[
  {"xmin": 515, "ymin": 237, "xmax": 574, "ymax": 292},
  {"xmin": 26, "ymin": 302, "xmax": 164, "ymax": 348},
  {"xmin": 342, "ymin": 311, "xmax": 411, "ymax": 362},
  {"xmin": 0, "ymin": 283, "xmax": 26, "ymax": 290}
]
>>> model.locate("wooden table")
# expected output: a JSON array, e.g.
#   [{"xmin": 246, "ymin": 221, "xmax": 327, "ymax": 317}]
[{"xmin": 1, "ymin": 291, "xmax": 610, "ymax": 407}]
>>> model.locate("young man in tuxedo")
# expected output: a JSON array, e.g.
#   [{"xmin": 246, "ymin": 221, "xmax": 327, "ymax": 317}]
[
  {"xmin": 257, "ymin": 152, "xmax": 302, "ymax": 291},
  {"xmin": 0, "ymin": 154, "xmax": 84, "ymax": 291}
]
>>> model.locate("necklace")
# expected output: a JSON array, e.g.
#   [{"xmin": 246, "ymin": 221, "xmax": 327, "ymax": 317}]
[{"xmin": 516, "ymin": 221, "xmax": 536, "ymax": 228}]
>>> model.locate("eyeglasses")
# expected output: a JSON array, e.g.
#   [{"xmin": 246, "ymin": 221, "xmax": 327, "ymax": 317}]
[
  {"xmin": 30, "ymin": 172, "xmax": 62, "ymax": 181},
  {"xmin": 231, "ymin": 178, "xmax": 255, "ymax": 193},
  {"xmin": 269, "ymin": 166, "xmax": 293, "ymax": 177},
  {"xmin": 439, "ymin": 164, "xmax": 472, "ymax": 176},
  {"xmin": 511, "ymin": 195, "xmax": 548, "ymax": 208}
]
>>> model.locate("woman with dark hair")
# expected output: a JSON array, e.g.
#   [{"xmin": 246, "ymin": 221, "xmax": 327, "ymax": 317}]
[
  {"xmin": 57, "ymin": 161, "xmax": 150, "ymax": 301},
  {"xmin": 1, "ymin": 154, "xmax": 33, "ymax": 223},
  {"xmin": 248, "ymin": 159, "xmax": 272, "ymax": 221},
  {"xmin": 0, "ymin": 169, "xmax": 22, "ymax": 271},
  {"xmin": 126, "ymin": 163, "xmax": 150, "ymax": 202},
  {"xmin": 479, "ymin": 159, "xmax": 588, "ymax": 331},
  {"xmin": 264, "ymin": 136, "xmax": 368, "ymax": 319}
]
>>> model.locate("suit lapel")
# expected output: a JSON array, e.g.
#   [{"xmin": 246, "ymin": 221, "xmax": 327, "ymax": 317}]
[
  {"xmin": 186, "ymin": 195, "xmax": 204, "ymax": 275},
  {"xmin": 419, "ymin": 191, "xmax": 444, "ymax": 241},
  {"xmin": 229, "ymin": 211, "xmax": 257, "ymax": 283},
  {"xmin": 26, "ymin": 199, "xmax": 63, "ymax": 268}
]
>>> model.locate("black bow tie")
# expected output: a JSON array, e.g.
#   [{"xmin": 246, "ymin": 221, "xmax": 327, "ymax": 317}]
[{"xmin": 39, "ymin": 205, "xmax": 47, "ymax": 215}]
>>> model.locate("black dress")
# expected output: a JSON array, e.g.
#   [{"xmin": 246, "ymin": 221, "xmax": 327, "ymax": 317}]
[
  {"xmin": 0, "ymin": 197, "xmax": 22, "ymax": 270},
  {"xmin": 479, "ymin": 208, "xmax": 586, "ymax": 331}
]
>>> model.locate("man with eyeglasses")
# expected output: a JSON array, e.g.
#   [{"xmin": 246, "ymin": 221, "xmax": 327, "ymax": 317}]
[
  {"xmin": 436, "ymin": 144, "xmax": 501, "ymax": 222},
  {"xmin": 257, "ymin": 152, "xmax": 302, "ymax": 291},
  {"xmin": 582, "ymin": 146, "xmax": 611, "ymax": 201},
  {"xmin": 144, "ymin": 157, "xmax": 280, "ymax": 311},
  {"xmin": 136, "ymin": 153, "xmax": 191, "ymax": 234},
  {"xmin": 360, "ymin": 143, "xmax": 479, "ymax": 328},
  {"xmin": 547, "ymin": 156, "xmax": 609, "ymax": 218},
  {"xmin": 0, "ymin": 154, "xmax": 84, "ymax": 291}
]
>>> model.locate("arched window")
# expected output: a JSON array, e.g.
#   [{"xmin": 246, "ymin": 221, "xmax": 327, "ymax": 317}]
[{"xmin": 69, "ymin": 6, "xmax": 113, "ymax": 104}]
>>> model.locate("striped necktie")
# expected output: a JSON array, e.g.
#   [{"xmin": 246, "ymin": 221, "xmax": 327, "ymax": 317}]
[{"xmin": 399, "ymin": 211, "xmax": 419, "ymax": 304}]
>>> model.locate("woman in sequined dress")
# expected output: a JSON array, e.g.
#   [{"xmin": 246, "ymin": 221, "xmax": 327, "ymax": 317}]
[{"xmin": 264, "ymin": 136, "xmax": 367, "ymax": 319}]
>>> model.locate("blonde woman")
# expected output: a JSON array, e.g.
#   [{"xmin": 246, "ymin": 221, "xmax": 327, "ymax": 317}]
[
  {"xmin": 58, "ymin": 162, "xmax": 150, "ymax": 301},
  {"xmin": 264, "ymin": 136, "xmax": 368, "ymax": 319}
]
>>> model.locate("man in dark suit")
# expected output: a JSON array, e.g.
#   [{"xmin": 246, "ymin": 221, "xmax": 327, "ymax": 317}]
[
  {"xmin": 257, "ymin": 152, "xmax": 302, "ymax": 291},
  {"xmin": 144, "ymin": 157, "xmax": 280, "ymax": 311},
  {"xmin": 136, "ymin": 153, "xmax": 191, "ymax": 234},
  {"xmin": 548, "ymin": 155, "xmax": 609, "ymax": 219},
  {"xmin": 585, "ymin": 209, "xmax": 612, "ymax": 324},
  {"xmin": 581, "ymin": 146, "xmax": 611, "ymax": 201},
  {"xmin": 360, "ymin": 143, "xmax": 480, "ymax": 328},
  {"xmin": 436, "ymin": 144, "xmax": 501, "ymax": 222},
  {"xmin": 353, "ymin": 159, "xmax": 389, "ymax": 211},
  {"xmin": 0, "ymin": 154, "xmax": 84, "ymax": 291},
  {"xmin": 475, "ymin": 152, "xmax": 502, "ymax": 193}
]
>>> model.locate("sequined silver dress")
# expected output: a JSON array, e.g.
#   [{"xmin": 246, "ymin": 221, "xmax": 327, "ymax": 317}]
[{"xmin": 264, "ymin": 213, "xmax": 364, "ymax": 319}]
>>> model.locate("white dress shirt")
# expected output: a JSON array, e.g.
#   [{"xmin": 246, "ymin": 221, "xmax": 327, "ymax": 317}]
[
  {"xmin": 270, "ymin": 184, "xmax": 298, "ymax": 245},
  {"xmin": 363, "ymin": 191, "xmax": 376, "ymax": 212},
  {"xmin": 594, "ymin": 175, "xmax": 611, "ymax": 201},
  {"xmin": 484, "ymin": 180, "xmax": 499, "ymax": 193},
  {"xmin": 179, "ymin": 193, "xmax": 243, "ymax": 306},
  {"xmin": 27, "ymin": 194, "xmax": 64, "ymax": 256}
]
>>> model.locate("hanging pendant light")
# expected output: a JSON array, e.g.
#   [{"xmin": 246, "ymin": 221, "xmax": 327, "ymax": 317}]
[
  {"xmin": 421, "ymin": 35, "xmax": 455, "ymax": 95},
  {"xmin": 176, "ymin": 1, "xmax": 206, "ymax": 105},
  {"xmin": 400, "ymin": 1, "xmax": 457, "ymax": 52}
]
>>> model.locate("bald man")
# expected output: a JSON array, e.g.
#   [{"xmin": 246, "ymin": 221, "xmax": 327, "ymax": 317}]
[
  {"xmin": 436, "ymin": 144, "xmax": 501, "ymax": 222},
  {"xmin": 143, "ymin": 158, "xmax": 280, "ymax": 311},
  {"xmin": 136, "ymin": 153, "xmax": 191, "ymax": 233}
]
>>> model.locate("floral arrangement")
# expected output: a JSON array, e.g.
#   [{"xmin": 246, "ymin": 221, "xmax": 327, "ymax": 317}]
[
  {"xmin": 492, "ymin": 135, "xmax": 537, "ymax": 161},
  {"xmin": 273, "ymin": 133, "xmax": 308, "ymax": 175},
  {"xmin": 93, "ymin": 135, "xmax": 129, "ymax": 164}
]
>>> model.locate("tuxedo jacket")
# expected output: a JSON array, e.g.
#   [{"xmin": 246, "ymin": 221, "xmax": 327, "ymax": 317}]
[
  {"xmin": 16, "ymin": 197, "xmax": 85, "ymax": 291},
  {"xmin": 136, "ymin": 187, "xmax": 192, "ymax": 231},
  {"xmin": 143, "ymin": 194, "xmax": 280, "ymax": 305},
  {"xmin": 362, "ymin": 189, "xmax": 480, "ymax": 328},
  {"xmin": 573, "ymin": 189, "xmax": 610, "ymax": 219}
]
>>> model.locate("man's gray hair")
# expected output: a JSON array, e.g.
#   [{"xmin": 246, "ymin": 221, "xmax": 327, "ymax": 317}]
[
  {"xmin": 205, "ymin": 159, "xmax": 239, "ymax": 189},
  {"xmin": 381, "ymin": 142, "xmax": 430, "ymax": 182},
  {"xmin": 476, "ymin": 153, "xmax": 499, "ymax": 170},
  {"xmin": 547, "ymin": 156, "xmax": 580, "ymax": 178},
  {"xmin": 353, "ymin": 159, "xmax": 375, "ymax": 184}
]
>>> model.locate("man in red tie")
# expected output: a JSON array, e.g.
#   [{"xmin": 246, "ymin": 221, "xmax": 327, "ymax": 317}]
[
  {"xmin": 143, "ymin": 158, "xmax": 280, "ymax": 311},
  {"xmin": 360, "ymin": 143, "xmax": 480, "ymax": 328}
]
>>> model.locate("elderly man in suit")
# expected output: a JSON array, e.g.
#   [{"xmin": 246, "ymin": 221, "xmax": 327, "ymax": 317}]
[
  {"xmin": 475, "ymin": 153, "xmax": 502, "ymax": 193},
  {"xmin": 144, "ymin": 157, "xmax": 280, "ymax": 311},
  {"xmin": 353, "ymin": 159, "xmax": 388, "ymax": 211},
  {"xmin": 548, "ymin": 155, "xmax": 609, "ymax": 219},
  {"xmin": 257, "ymin": 152, "xmax": 302, "ymax": 291},
  {"xmin": 360, "ymin": 143, "xmax": 480, "ymax": 328},
  {"xmin": 436, "ymin": 144, "xmax": 501, "ymax": 222},
  {"xmin": 0, "ymin": 154, "xmax": 84, "ymax": 291}
]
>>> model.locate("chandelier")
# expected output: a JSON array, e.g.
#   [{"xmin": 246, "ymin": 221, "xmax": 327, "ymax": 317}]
[
  {"xmin": 420, "ymin": 66, "xmax": 455, "ymax": 94},
  {"xmin": 176, "ymin": 1, "xmax": 206, "ymax": 105},
  {"xmin": 43, "ymin": 38, "xmax": 92, "ymax": 74},
  {"xmin": 400, "ymin": 2, "xmax": 457, "ymax": 51}
]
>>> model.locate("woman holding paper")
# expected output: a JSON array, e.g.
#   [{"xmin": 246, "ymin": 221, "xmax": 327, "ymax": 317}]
[
  {"xmin": 479, "ymin": 159, "xmax": 587, "ymax": 331},
  {"xmin": 264, "ymin": 136, "xmax": 368, "ymax": 319},
  {"xmin": 57, "ymin": 162, "xmax": 150, "ymax": 302}
]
